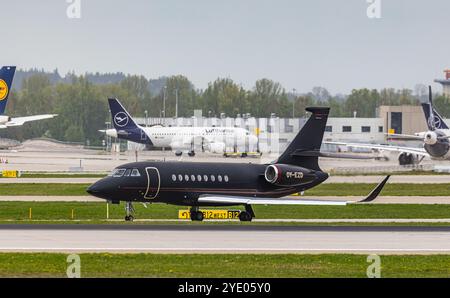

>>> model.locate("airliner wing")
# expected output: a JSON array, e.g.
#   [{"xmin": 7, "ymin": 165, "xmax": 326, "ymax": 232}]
[
  {"xmin": 198, "ymin": 176, "xmax": 390, "ymax": 206},
  {"xmin": 6, "ymin": 114, "xmax": 58, "ymax": 127},
  {"xmin": 325, "ymin": 141, "xmax": 429, "ymax": 157}
]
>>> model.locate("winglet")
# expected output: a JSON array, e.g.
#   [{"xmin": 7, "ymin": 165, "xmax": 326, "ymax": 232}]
[{"xmin": 358, "ymin": 175, "xmax": 390, "ymax": 203}]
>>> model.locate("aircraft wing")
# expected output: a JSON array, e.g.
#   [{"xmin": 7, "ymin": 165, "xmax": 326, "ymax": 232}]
[
  {"xmin": 6, "ymin": 114, "xmax": 57, "ymax": 127},
  {"xmin": 324, "ymin": 141, "xmax": 429, "ymax": 157},
  {"xmin": 198, "ymin": 176, "xmax": 390, "ymax": 206}
]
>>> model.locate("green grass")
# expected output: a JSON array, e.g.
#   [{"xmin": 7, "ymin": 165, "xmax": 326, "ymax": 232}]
[
  {"xmin": 18, "ymin": 173, "xmax": 107, "ymax": 178},
  {"xmin": 1, "ymin": 182, "xmax": 450, "ymax": 196},
  {"xmin": 0, "ymin": 253, "xmax": 448, "ymax": 277},
  {"xmin": 1, "ymin": 202, "xmax": 449, "ymax": 221}
]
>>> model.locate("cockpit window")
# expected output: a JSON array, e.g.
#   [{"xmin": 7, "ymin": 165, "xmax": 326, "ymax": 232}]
[
  {"xmin": 130, "ymin": 169, "xmax": 141, "ymax": 177},
  {"xmin": 112, "ymin": 168, "xmax": 126, "ymax": 177},
  {"xmin": 124, "ymin": 169, "xmax": 131, "ymax": 177}
]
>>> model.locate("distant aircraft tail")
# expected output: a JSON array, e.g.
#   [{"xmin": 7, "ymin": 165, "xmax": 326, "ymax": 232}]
[
  {"xmin": 107, "ymin": 98, "xmax": 153, "ymax": 145},
  {"xmin": 275, "ymin": 107, "xmax": 329, "ymax": 171},
  {"xmin": 422, "ymin": 103, "xmax": 448, "ymax": 130},
  {"xmin": 0, "ymin": 66, "xmax": 16, "ymax": 114}
]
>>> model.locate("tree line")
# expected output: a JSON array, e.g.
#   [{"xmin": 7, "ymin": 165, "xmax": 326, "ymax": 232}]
[{"xmin": 1, "ymin": 70, "xmax": 448, "ymax": 145}]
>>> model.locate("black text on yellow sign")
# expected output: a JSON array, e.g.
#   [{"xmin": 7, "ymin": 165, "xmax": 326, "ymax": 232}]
[
  {"xmin": 178, "ymin": 210, "xmax": 241, "ymax": 220},
  {"xmin": 1, "ymin": 170, "xmax": 18, "ymax": 178}
]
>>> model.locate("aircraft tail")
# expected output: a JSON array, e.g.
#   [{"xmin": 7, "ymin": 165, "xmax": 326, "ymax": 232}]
[
  {"xmin": 275, "ymin": 107, "xmax": 329, "ymax": 171},
  {"xmin": 107, "ymin": 98, "xmax": 152, "ymax": 145},
  {"xmin": 0, "ymin": 66, "xmax": 16, "ymax": 114},
  {"xmin": 421, "ymin": 103, "xmax": 449, "ymax": 130}
]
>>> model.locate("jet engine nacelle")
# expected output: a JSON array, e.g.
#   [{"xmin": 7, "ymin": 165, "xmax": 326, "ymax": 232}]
[
  {"xmin": 207, "ymin": 142, "xmax": 226, "ymax": 153},
  {"xmin": 264, "ymin": 164, "xmax": 313, "ymax": 187},
  {"xmin": 0, "ymin": 115, "xmax": 11, "ymax": 124},
  {"xmin": 424, "ymin": 131, "xmax": 438, "ymax": 145}
]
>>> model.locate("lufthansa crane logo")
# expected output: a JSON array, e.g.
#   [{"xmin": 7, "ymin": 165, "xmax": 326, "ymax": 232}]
[
  {"xmin": 0, "ymin": 80, "xmax": 8, "ymax": 101},
  {"xmin": 114, "ymin": 112, "xmax": 129, "ymax": 127},
  {"xmin": 428, "ymin": 115, "xmax": 441, "ymax": 129}
]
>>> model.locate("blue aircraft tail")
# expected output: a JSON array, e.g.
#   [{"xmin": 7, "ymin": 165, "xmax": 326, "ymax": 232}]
[
  {"xmin": 421, "ymin": 103, "xmax": 449, "ymax": 130},
  {"xmin": 0, "ymin": 66, "xmax": 16, "ymax": 114},
  {"xmin": 107, "ymin": 98, "xmax": 152, "ymax": 145}
]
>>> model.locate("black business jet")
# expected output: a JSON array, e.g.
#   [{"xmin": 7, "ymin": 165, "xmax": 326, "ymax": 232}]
[{"xmin": 87, "ymin": 107, "xmax": 389, "ymax": 222}]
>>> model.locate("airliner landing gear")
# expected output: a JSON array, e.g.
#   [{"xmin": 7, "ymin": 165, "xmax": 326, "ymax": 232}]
[
  {"xmin": 125, "ymin": 201, "xmax": 135, "ymax": 221},
  {"xmin": 175, "ymin": 151, "xmax": 183, "ymax": 156},
  {"xmin": 239, "ymin": 204, "xmax": 255, "ymax": 222},
  {"xmin": 190, "ymin": 207, "xmax": 204, "ymax": 221},
  {"xmin": 188, "ymin": 151, "xmax": 196, "ymax": 157}
]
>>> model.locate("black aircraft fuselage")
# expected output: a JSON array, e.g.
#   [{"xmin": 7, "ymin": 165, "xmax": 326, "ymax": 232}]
[
  {"xmin": 87, "ymin": 160, "xmax": 329, "ymax": 206},
  {"xmin": 87, "ymin": 107, "xmax": 349, "ymax": 222}
]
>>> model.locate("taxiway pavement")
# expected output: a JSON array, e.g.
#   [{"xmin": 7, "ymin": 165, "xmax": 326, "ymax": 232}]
[{"xmin": 0, "ymin": 225, "xmax": 448, "ymax": 254}]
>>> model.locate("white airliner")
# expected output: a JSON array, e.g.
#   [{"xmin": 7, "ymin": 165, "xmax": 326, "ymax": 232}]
[
  {"xmin": 103, "ymin": 98, "xmax": 259, "ymax": 156},
  {"xmin": 326, "ymin": 87, "xmax": 450, "ymax": 165},
  {"xmin": 0, "ymin": 66, "xmax": 57, "ymax": 128}
]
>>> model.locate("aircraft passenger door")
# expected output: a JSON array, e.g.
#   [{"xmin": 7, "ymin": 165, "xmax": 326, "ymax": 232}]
[{"xmin": 144, "ymin": 167, "xmax": 160, "ymax": 200}]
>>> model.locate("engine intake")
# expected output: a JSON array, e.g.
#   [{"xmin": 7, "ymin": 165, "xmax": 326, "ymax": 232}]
[{"xmin": 264, "ymin": 164, "xmax": 314, "ymax": 187}]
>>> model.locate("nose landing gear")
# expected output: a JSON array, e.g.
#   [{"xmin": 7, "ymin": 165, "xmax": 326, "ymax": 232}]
[{"xmin": 125, "ymin": 201, "xmax": 135, "ymax": 221}]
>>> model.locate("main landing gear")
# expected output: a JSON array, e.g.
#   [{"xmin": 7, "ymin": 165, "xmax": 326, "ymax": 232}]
[
  {"xmin": 238, "ymin": 204, "xmax": 255, "ymax": 222},
  {"xmin": 190, "ymin": 207, "xmax": 204, "ymax": 221},
  {"xmin": 125, "ymin": 201, "xmax": 135, "ymax": 221}
]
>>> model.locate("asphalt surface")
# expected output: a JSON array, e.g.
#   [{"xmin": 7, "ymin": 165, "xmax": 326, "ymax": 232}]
[{"xmin": 0, "ymin": 225, "xmax": 448, "ymax": 254}]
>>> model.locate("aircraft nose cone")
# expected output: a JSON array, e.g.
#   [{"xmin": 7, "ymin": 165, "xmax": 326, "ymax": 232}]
[{"xmin": 86, "ymin": 180, "xmax": 108, "ymax": 197}]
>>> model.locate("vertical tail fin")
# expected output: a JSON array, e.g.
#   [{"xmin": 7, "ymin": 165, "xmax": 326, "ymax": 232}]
[
  {"xmin": 108, "ymin": 98, "xmax": 140, "ymax": 130},
  {"xmin": 276, "ymin": 107, "xmax": 330, "ymax": 171},
  {"xmin": 0, "ymin": 66, "xmax": 16, "ymax": 114},
  {"xmin": 421, "ymin": 103, "xmax": 448, "ymax": 130},
  {"xmin": 107, "ymin": 98, "xmax": 153, "ymax": 145}
]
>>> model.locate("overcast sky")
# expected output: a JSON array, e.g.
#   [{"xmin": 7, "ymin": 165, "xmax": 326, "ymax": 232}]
[{"xmin": 2, "ymin": 0, "xmax": 450, "ymax": 94}]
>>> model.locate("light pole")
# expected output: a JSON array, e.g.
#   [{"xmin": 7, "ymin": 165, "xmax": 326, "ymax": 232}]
[
  {"xmin": 292, "ymin": 88, "xmax": 296, "ymax": 118},
  {"xmin": 163, "ymin": 86, "xmax": 167, "ymax": 125},
  {"xmin": 175, "ymin": 88, "xmax": 178, "ymax": 118}
]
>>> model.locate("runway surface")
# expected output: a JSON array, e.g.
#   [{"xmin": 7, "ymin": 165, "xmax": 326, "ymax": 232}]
[
  {"xmin": 0, "ymin": 225, "xmax": 448, "ymax": 254},
  {"xmin": 1, "ymin": 195, "xmax": 448, "ymax": 204}
]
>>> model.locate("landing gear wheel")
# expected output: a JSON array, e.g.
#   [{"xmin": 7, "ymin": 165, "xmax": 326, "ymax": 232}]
[
  {"xmin": 188, "ymin": 151, "xmax": 196, "ymax": 157},
  {"xmin": 239, "ymin": 211, "xmax": 252, "ymax": 222},
  {"xmin": 190, "ymin": 211, "xmax": 204, "ymax": 221},
  {"xmin": 125, "ymin": 215, "xmax": 134, "ymax": 221}
]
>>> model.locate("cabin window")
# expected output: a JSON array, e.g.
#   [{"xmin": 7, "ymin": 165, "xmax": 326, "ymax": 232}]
[
  {"xmin": 112, "ymin": 168, "xmax": 126, "ymax": 177},
  {"xmin": 224, "ymin": 175, "xmax": 229, "ymax": 182},
  {"xmin": 171, "ymin": 174, "xmax": 176, "ymax": 181},
  {"xmin": 130, "ymin": 169, "xmax": 141, "ymax": 177},
  {"xmin": 218, "ymin": 175, "xmax": 223, "ymax": 182},
  {"xmin": 197, "ymin": 175, "xmax": 202, "ymax": 181},
  {"xmin": 191, "ymin": 175, "xmax": 196, "ymax": 182},
  {"xmin": 203, "ymin": 175, "xmax": 208, "ymax": 182},
  {"xmin": 178, "ymin": 174, "xmax": 183, "ymax": 181},
  {"xmin": 185, "ymin": 175, "xmax": 189, "ymax": 181},
  {"xmin": 124, "ymin": 169, "xmax": 131, "ymax": 177},
  {"xmin": 211, "ymin": 175, "xmax": 216, "ymax": 182}
]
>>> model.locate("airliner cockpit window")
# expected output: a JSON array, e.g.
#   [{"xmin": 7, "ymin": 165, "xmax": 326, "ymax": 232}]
[
  {"xmin": 130, "ymin": 169, "xmax": 141, "ymax": 177},
  {"xmin": 112, "ymin": 168, "xmax": 126, "ymax": 177},
  {"xmin": 124, "ymin": 169, "xmax": 131, "ymax": 177}
]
